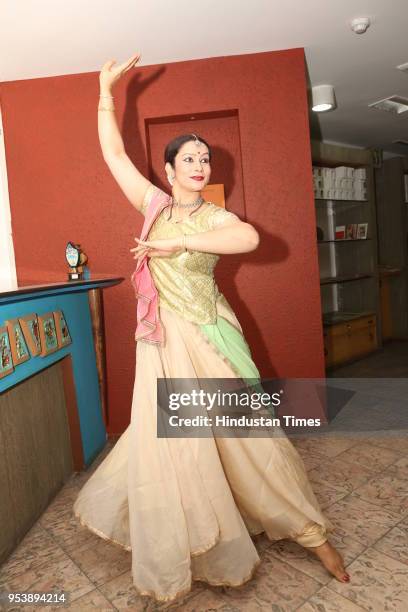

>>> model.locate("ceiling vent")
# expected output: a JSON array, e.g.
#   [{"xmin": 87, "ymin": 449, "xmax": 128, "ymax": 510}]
[
  {"xmin": 396, "ymin": 62, "xmax": 408, "ymax": 73},
  {"xmin": 368, "ymin": 95, "xmax": 408, "ymax": 114},
  {"xmin": 392, "ymin": 140, "xmax": 408, "ymax": 147}
]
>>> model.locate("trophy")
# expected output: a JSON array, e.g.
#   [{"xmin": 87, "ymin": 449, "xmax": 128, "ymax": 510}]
[{"xmin": 65, "ymin": 242, "xmax": 88, "ymax": 280}]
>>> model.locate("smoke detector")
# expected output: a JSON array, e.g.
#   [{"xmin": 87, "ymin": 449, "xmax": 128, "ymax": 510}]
[{"xmin": 350, "ymin": 17, "xmax": 370, "ymax": 34}]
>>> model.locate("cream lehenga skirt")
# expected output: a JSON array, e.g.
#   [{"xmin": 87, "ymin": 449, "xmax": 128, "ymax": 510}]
[{"xmin": 73, "ymin": 295, "xmax": 334, "ymax": 603}]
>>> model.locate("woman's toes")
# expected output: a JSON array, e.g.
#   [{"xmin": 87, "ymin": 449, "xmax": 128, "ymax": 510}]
[
  {"xmin": 309, "ymin": 542, "xmax": 350, "ymax": 582},
  {"xmin": 334, "ymin": 555, "xmax": 350, "ymax": 582},
  {"xmin": 336, "ymin": 564, "xmax": 350, "ymax": 582}
]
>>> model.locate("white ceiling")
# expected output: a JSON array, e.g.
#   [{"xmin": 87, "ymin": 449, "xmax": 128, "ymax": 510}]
[{"xmin": 1, "ymin": 0, "xmax": 408, "ymax": 156}]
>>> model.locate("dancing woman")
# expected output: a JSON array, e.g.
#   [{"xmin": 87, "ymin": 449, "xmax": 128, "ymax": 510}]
[{"xmin": 73, "ymin": 53, "xmax": 350, "ymax": 604}]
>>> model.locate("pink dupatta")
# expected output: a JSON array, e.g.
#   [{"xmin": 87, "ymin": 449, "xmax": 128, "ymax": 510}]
[{"xmin": 130, "ymin": 186, "xmax": 172, "ymax": 344}]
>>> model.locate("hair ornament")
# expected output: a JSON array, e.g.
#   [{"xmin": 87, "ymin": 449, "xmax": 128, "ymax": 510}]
[{"xmin": 191, "ymin": 133, "xmax": 202, "ymax": 148}]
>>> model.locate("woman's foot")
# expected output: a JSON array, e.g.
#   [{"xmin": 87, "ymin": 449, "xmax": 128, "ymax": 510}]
[{"xmin": 308, "ymin": 540, "xmax": 350, "ymax": 582}]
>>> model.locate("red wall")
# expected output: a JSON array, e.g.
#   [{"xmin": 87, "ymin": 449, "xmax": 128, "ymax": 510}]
[{"xmin": 0, "ymin": 49, "xmax": 325, "ymax": 434}]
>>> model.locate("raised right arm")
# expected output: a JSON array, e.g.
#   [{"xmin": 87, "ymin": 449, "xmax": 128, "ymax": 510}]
[{"xmin": 98, "ymin": 55, "xmax": 150, "ymax": 213}]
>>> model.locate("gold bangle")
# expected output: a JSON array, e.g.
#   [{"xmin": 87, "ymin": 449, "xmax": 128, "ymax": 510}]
[
  {"xmin": 98, "ymin": 107, "xmax": 115, "ymax": 111},
  {"xmin": 99, "ymin": 95, "xmax": 114, "ymax": 99}
]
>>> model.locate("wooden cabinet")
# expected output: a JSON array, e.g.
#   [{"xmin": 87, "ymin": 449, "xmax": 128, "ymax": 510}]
[
  {"xmin": 324, "ymin": 314, "xmax": 377, "ymax": 367},
  {"xmin": 375, "ymin": 157, "xmax": 408, "ymax": 340},
  {"xmin": 379, "ymin": 267, "xmax": 403, "ymax": 341}
]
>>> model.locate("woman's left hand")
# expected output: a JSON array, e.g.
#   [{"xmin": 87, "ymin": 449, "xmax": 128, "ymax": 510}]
[{"xmin": 130, "ymin": 236, "xmax": 183, "ymax": 261}]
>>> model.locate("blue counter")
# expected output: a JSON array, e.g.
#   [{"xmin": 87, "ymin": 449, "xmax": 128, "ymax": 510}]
[{"xmin": 0, "ymin": 276, "xmax": 124, "ymax": 466}]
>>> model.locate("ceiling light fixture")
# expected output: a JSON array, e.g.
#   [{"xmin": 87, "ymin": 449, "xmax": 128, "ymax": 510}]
[{"xmin": 311, "ymin": 85, "xmax": 337, "ymax": 112}]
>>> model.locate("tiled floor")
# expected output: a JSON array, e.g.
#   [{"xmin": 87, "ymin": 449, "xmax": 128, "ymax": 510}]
[
  {"xmin": 3, "ymin": 433, "xmax": 408, "ymax": 611},
  {"xmin": 1, "ymin": 343, "xmax": 408, "ymax": 611},
  {"xmin": 327, "ymin": 340, "xmax": 408, "ymax": 378}
]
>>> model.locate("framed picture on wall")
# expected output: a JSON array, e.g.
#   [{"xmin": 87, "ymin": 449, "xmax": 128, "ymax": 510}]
[
  {"xmin": 346, "ymin": 224, "xmax": 358, "ymax": 239},
  {"xmin": 53, "ymin": 310, "xmax": 72, "ymax": 348},
  {"xmin": 335, "ymin": 225, "xmax": 346, "ymax": 240},
  {"xmin": 201, "ymin": 183, "xmax": 225, "ymax": 208},
  {"xmin": 5, "ymin": 319, "xmax": 30, "ymax": 365},
  {"xmin": 357, "ymin": 223, "xmax": 368, "ymax": 239},
  {"xmin": 38, "ymin": 312, "xmax": 59, "ymax": 356},
  {"xmin": 0, "ymin": 326, "xmax": 14, "ymax": 378},
  {"xmin": 19, "ymin": 313, "xmax": 42, "ymax": 356}
]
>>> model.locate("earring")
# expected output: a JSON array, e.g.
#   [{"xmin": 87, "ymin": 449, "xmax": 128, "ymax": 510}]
[{"xmin": 167, "ymin": 174, "xmax": 175, "ymax": 186}]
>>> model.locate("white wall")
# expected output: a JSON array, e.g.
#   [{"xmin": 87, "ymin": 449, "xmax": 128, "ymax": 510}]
[{"xmin": 0, "ymin": 104, "xmax": 17, "ymax": 291}]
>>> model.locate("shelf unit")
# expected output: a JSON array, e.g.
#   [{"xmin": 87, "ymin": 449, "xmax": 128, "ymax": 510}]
[{"xmin": 311, "ymin": 140, "xmax": 381, "ymax": 368}]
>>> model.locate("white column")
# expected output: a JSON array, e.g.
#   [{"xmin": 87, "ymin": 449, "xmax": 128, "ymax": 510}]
[{"xmin": 0, "ymin": 104, "xmax": 17, "ymax": 291}]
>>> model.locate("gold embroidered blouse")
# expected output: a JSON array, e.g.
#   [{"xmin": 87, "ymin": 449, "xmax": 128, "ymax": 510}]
[{"xmin": 140, "ymin": 184, "xmax": 240, "ymax": 325}]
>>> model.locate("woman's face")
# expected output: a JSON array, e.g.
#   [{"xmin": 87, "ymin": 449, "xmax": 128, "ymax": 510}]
[{"xmin": 166, "ymin": 140, "xmax": 211, "ymax": 192}]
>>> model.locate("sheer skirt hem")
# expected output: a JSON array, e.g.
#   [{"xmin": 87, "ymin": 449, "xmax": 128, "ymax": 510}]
[
  {"xmin": 73, "ymin": 508, "xmax": 131, "ymax": 552},
  {"xmin": 74, "ymin": 506, "xmax": 332, "ymax": 604},
  {"xmin": 134, "ymin": 557, "xmax": 263, "ymax": 604}
]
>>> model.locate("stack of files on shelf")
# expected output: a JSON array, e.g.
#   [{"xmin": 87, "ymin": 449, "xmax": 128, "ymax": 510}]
[{"xmin": 313, "ymin": 166, "xmax": 367, "ymax": 200}]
